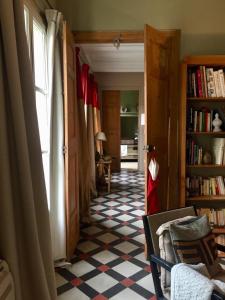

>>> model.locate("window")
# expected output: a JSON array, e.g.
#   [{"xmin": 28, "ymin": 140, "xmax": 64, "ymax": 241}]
[{"xmin": 24, "ymin": 6, "xmax": 50, "ymax": 208}]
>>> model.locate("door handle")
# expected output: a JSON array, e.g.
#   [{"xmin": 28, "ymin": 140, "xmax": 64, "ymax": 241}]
[{"xmin": 143, "ymin": 145, "xmax": 156, "ymax": 152}]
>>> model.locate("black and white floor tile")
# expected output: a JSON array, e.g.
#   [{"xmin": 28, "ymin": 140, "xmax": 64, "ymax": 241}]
[{"xmin": 56, "ymin": 170, "xmax": 156, "ymax": 300}]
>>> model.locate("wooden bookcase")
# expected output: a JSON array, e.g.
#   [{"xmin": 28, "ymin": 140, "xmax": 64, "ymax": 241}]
[{"xmin": 180, "ymin": 56, "xmax": 225, "ymax": 249}]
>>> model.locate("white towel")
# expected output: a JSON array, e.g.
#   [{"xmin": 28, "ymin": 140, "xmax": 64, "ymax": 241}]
[
  {"xmin": 171, "ymin": 263, "xmax": 214, "ymax": 300},
  {"xmin": 121, "ymin": 145, "xmax": 127, "ymax": 157},
  {"xmin": 148, "ymin": 158, "xmax": 159, "ymax": 181}
]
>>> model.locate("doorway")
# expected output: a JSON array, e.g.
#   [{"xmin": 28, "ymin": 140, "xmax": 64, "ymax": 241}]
[
  {"xmin": 78, "ymin": 42, "xmax": 145, "ymax": 173},
  {"xmin": 100, "ymin": 86, "xmax": 144, "ymax": 173},
  {"xmin": 76, "ymin": 26, "xmax": 180, "ymax": 211},
  {"xmin": 120, "ymin": 90, "xmax": 139, "ymax": 170}
]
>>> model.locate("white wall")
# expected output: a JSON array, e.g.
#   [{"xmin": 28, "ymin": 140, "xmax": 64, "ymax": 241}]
[{"xmin": 95, "ymin": 72, "xmax": 144, "ymax": 171}]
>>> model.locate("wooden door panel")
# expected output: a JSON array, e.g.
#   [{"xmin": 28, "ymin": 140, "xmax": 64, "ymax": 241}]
[
  {"xmin": 144, "ymin": 25, "xmax": 180, "ymax": 212},
  {"xmin": 102, "ymin": 90, "xmax": 120, "ymax": 171},
  {"xmin": 63, "ymin": 21, "xmax": 79, "ymax": 259}
]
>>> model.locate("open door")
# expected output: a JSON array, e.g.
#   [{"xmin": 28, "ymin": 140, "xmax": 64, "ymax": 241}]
[
  {"xmin": 63, "ymin": 21, "xmax": 79, "ymax": 259},
  {"xmin": 144, "ymin": 25, "xmax": 180, "ymax": 212},
  {"xmin": 102, "ymin": 90, "xmax": 121, "ymax": 171}
]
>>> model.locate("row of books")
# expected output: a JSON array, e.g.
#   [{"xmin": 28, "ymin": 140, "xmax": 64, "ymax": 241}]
[
  {"xmin": 186, "ymin": 139, "xmax": 203, "ymax": 165},
  {"xmin": 216, "ymin": 235, "xmax": 225, "ymax": 256},
  {"xmin": 197, "ymin": 208, "xmax": 225, "ymax": 256},
  {"xmin": 186, "ymin": 138, "xmax": 225, "ymax": 165},
  {"xmin": 186, "ymin": 107, "xmax": 219, "ymax": 132},
  {"xmin": 197, "ymin": 208, "xmax": 225, "ymax": 226},
  {"xmin": 187, "ymin": 66, "xmax": 225, "ymax": 98},
  {"xmin": 186, "ymin": 176, "xmax": 225, "ymax": 196}
]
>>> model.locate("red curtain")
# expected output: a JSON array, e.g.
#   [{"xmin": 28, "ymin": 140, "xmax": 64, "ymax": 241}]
[
  {"xmin": 90, "ymin": 75, "xmax": 101, "ymax": 153},
  {"xmin": 75, "ymin": 48, "xmax": 91, "ymax": 222},
  {"xmin": 76, "ymin": 55, "xmax": 102, "ymax": 200}
]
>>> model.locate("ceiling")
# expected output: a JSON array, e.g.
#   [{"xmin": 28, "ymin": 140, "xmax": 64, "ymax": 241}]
[{"xmin": 78, "ymin": 43, "xmax": 144, "ymax": 73}]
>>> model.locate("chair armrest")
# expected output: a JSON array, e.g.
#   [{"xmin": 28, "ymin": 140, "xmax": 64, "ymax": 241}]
[
  {"xmin": 150, "ymin": 254, "xmax": 174, "ymax": 272},
  {"xmin": 150, "ymin": 255, "xmax": 225, "ymax": 299},
  {"xmin": 216, "ymin": 243, "xmax": 225, "ymax": 253},
  {"xmin": 212, "ymin": 289, "xmax": 225, "ymax": 300}
]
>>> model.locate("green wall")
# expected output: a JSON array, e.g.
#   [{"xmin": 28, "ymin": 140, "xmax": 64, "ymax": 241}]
[
  {"xmin": 120, "ymin": 90, "xmax": 139, "ymax": 113},
  {"xmin": 120, "ymin": 91, "xmax": 138, "ymax": 139},
  {"xmin": 56, "ymin": 0, "xmax": 225, "ymax": 56}
]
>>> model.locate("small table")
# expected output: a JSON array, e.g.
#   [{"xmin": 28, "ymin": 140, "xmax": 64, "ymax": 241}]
[{"xmin": 96, "ymin": 159, "xmax": 112, "ymax": 193}]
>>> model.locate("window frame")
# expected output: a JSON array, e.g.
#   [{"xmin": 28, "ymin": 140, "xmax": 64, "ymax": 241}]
[{"xmin": 24, "ymin": 2, "xmax": 50, "ymax": 205}]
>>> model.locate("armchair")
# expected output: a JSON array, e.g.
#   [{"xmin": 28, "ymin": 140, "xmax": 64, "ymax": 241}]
[{"xmin": 142, "ymin": 206, "xmax": 225, "ymax": 300}]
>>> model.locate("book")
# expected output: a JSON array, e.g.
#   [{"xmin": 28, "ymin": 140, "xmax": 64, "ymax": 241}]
[
  {"xmin": 212, "ymin": 138, "xmax": 225, "ymax": 165},
  {"xmin": 214, "ymin": 70, "xmax": 222, "ymax": 97},
  {"xmin": 206, "ymin": 68, "xmax": 217, "ymax": 97},
  {"xmin": 196, "ymin": 69, "xmax": 203, "ymax": 97},
  {"xmin": 218, "ymin": 69, "xmax": 225, "ymax": 97}
]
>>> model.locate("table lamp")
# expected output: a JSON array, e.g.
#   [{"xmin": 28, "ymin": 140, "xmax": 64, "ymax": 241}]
[{"xmin": 95, "ymin": 131, "xmax": 107, "ymax": 159}]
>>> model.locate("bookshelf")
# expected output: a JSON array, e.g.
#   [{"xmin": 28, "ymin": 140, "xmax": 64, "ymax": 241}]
[{"xmin": 180, "ymin": 56, "xmax": 225, "ymax": 252}]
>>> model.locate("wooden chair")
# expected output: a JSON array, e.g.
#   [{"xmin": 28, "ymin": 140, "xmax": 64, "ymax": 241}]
[{"xmin": 142, "ymin": 206, "xmax": 225, "ymax": 300}]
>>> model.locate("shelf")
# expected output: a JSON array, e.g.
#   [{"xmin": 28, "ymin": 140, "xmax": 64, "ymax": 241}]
[
  {"xmin": 120, "ymin": 112, "xmax": 138, "ymax": 117},
  {"xmin": 187, "ymin": 196, "xmax": 225, "ymax": 201},
  {"xmin": 186, "ymin": 165, "xmax": 225, "ymax": 168},
  {"xmin": 213, "ymin": 228, "xmax": 225, "ymax": 234},
  {"xmin": 187, "ymin": 131, "xmax": 225, "ymax": 136},
  {"xmin": 187, "ymin": 97, "xmax": 225, "ymax": 101}
]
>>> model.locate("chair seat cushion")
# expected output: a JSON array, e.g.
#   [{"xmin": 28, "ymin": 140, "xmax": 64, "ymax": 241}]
[{"xmin": 169, "ymin": 215, "xmax": 222, "ymax": 277}]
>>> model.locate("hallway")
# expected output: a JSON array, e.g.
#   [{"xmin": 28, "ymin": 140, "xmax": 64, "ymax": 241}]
[{"xmin": 56, "ymin": 170, "xmax": 155, "ymax": 299}]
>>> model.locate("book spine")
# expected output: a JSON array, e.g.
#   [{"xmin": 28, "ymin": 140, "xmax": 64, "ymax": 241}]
[
  {"xmin": 218, "ymin": 69, "xmax": 225, "ymax": 97},
  {"xmin": 197, "ymin": 69, "xmax": 203, "ymax": 97},
  {"xmin": 214, "ymin": 71, "xmax": 222, "ymax": 97},
  {"xmin": 206, "ymin": 68, "xmax": 216, "ymax": 97},
  {"xmin": 192, "ymin": 72, "xmax": 197, "ymax": 97},
  {"xmin": 203, "ymin": 66, "xmax": 208, "ymax": 97}
]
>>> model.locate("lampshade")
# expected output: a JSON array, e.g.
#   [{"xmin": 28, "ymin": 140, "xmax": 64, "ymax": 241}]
[{"xmin": 96, "ymin": 131, "xmax": 107, "ymax": 141}]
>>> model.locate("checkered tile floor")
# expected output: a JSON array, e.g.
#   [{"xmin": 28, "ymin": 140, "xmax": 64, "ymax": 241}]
[{"xmin": 56, "ymin": 170, "xmax": 155, "ymax": 300}]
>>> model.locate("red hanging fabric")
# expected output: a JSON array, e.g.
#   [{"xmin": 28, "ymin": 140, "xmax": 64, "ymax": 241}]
[
  {"xmin": 81, "ymin": 64, "xmax": 92, "ymax": 105},
  {"xmin": 75, "ymin": 47, "xmax": 83, "ymax": 99},
  {"xmin": 89, "ymin": 74, "xmax": 95, "ymax": 107},
  {"xmin": 147, "ymin": 153, "xmax": 160, "ymax": 215},
  {"xmin": 90, "ymin": 75, "xmax": 100, "ymax": 109}
]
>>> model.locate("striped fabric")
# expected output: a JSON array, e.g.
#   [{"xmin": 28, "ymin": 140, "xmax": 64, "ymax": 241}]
[
  {"xmin": 173, "ymin": 232, "xmax": 218, "ymax": 271},
  {"xmin": 0, "ymin": 260, "xmax": 15, "ymax": 300}
]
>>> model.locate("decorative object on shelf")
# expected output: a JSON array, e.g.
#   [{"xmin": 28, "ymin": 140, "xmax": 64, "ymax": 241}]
[
  {"xmin": 202, "ymin": 151, "xmax": 212, "ymax": 164},
  {"xmin": 121, "ymin": 106, "xmax": 128, "ymax": 113},
  {"xmin": 212, "ymin": 113, "xmax": 222, "ymax": 132}
]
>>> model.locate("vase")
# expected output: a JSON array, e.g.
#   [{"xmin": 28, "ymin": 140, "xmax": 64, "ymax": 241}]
[
  {"xmin": 202, "ymin": 151, "xmax": 212, "ymax": 164},
  {"xmin": 212, "ymin": 113, "xmax": 222, "ymax": 132}
]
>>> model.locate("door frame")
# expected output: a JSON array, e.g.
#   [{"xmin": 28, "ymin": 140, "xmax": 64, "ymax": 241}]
[
  {"xmin": 73, "ymin": 31, "xmax": 144, "ymax": 43},
  {"xmin": 99, "ymin": 86, "xmax": 143, "ymax": 171},
  {"xmin": 73, "ymin": 30, "xmax": 145, "ymax": 172},
  {"xmin": 73, "ymin": 28, "xmax": 181, "ymax": 211}
]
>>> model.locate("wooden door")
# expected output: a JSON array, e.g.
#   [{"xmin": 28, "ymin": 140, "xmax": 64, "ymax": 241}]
[
  {"xmin": 102, "ymin": 90, "xmax": 120, "ymax": 171},
  {"xmin": 63, "ymin": 21, "xmax": 79, "ymax": 259},
  {"xmin": 144, "ymin": 25, "xmax": 180, "ymax": 212}
]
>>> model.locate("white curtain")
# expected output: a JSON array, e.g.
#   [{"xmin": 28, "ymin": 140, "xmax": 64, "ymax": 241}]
[
  {"xmin": 45, "ymin": 9, "xmax": 66, "ymax": 260},
  {"xmin": 0, "ymin": 0, "xmax": 56, "ymax": 299}
]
